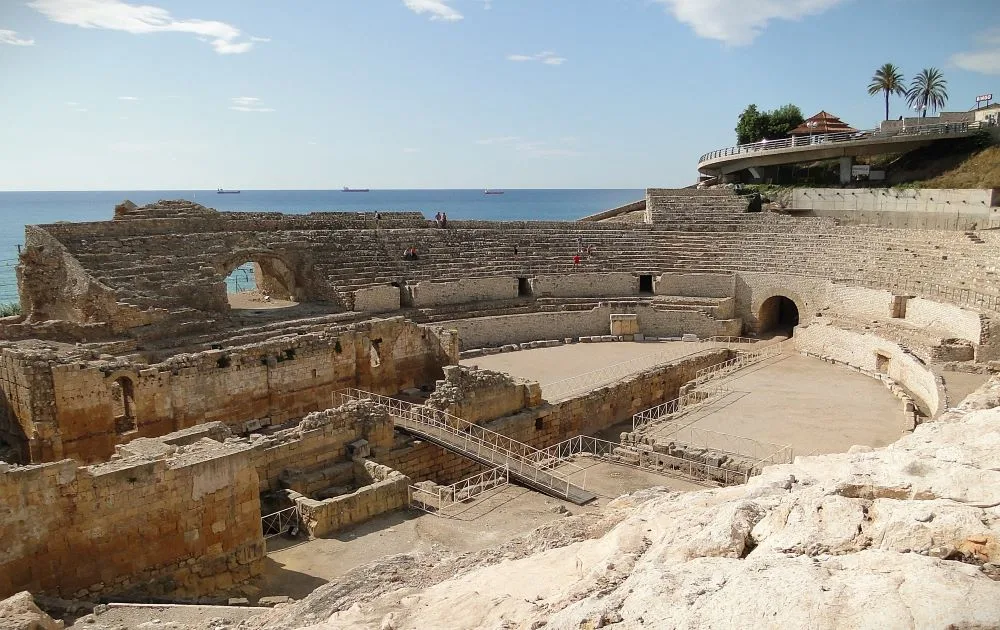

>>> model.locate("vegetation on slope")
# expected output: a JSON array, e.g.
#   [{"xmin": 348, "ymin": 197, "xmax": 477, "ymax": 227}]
[{"xmin": 0, "ymin": 302, "xmax": 21, "ymax": 317}]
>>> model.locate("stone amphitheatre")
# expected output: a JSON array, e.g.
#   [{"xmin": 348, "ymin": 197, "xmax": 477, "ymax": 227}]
[{"xmin": 2, "ymin": 186, "xmax": 1000, "ymax": 629}]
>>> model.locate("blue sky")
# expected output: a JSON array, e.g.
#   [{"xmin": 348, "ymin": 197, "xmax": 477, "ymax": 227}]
[{"xmin": 0, "ymin": 0, "xmax": 997, "ymax": 190}]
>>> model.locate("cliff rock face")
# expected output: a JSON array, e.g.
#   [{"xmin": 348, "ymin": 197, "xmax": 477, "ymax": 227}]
[{"xmin": 249, "ymin": 378, "xmax": 1000, "ymax": 630}]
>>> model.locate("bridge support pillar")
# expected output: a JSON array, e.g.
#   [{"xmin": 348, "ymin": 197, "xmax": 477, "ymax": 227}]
[{"xmin": 839, "ymin": 157, "xmax": 853, "ymax": 185}]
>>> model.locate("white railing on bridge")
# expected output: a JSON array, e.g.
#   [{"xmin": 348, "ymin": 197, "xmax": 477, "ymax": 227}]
[
  {"xmin": 631, "ymin": 385, "xmax": 731, "ymax": 431},
  {"xmin": 535, "ymin": 434, "xmax": 751, "ymax": 486},
  {"xmin": 699, "ymin": 120, "xmax": 979, "ymax": 165},
  {"xmin": 409, "ymin": 465, "xmax": 510, "ymax": 514},
  {"xmin": 337, "ymin": 389, "xmax": 585, "ymax": 499}
]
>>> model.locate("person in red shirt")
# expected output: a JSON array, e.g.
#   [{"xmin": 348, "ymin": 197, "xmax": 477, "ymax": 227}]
[{"xmin": 573, "ymin": 254, "xmax": 581, "ymax": 266}]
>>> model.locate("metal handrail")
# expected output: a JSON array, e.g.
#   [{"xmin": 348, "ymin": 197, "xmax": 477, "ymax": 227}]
[
  {"xmin": 338, "ymin": 389, "xmax": 583, "ymax": 499},
  {"xmin": 631, "ymin": 385, "xmax": 731, "ymax": 431},
  {"xmin": 698, "ymin": 121, "xmax": 977, "ymax": 165},
  {"xmin": 409, "ymin": 465, "xmax": 510, "ymax": 513},
  {"xmin": 692, "ymin": 343, "xmax": 783, "ymax": 386},
  {"xmin": 535, "ymin": 434, "xmax": 750, "ymax": 486}
]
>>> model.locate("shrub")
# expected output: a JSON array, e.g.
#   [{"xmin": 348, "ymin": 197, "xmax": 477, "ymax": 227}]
[{"xmin": 0, "ymin": 302, "xmax": 21, "ymax": 317}]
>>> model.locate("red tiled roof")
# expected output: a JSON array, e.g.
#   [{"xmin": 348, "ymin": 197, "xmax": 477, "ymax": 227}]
[{"xmin": 789, "ymin": 110, "xmax": 857, "ymax": 135}]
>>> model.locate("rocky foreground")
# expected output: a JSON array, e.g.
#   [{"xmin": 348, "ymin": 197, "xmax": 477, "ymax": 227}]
[{"xmin": 6, "ymin": 380, "xmax": 1000, "ymax": 630}]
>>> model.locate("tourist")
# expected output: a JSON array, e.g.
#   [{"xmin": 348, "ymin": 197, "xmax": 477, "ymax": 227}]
[
  {"xmin": 573, "ymin": 254, "xmax": 581, "ymax": 266},
  {"xmin": 577, "ymin": 236, "xmax": 584, "ymax": 253},
  {"xmin": 441, "ymin": 213, "xmax": 448, "ymax": 228},
  {"xmin": 374, "ymin": 211, "xmax": 381, "ymax": 222},
  {"xmin": 513, "ymin": 244, "xmax": 518, "ymax": 256},
  {"xmin": 587, "ymin": 244, "xmax": 596, "ymax": 256},
  {"xmin": 434, "ymin": 211, "xmax": 442, "ymax": 227}
]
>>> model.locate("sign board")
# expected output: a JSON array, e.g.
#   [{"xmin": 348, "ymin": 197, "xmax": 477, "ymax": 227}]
[
  {"xmin": 976, "ymin": 93, "xmax": 993, "ymax": 102},
  {"xmin": 851, "ymin": 165, "xmax": 871, "ymax": 177},
  {"xmin": 870, "ymin": 170, "xmax": 886, "ymax": 181}
]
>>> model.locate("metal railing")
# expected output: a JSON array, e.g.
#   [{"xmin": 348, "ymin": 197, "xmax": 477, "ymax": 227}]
[
  {"xmin": 337, "ymin": 389, "xmax": 585, "ymax": 499},
  {"xmin": 698, "ymin": 121, "xmax": 978, "ymax": 165},
  {"xmin": 536, "ymin": 435, "xmax": 751, "ymax": 486},
  {"xmin": 261, "ymin": 505, "xmax": 299, "ymax": 539},
  {"xmin": 691, "ymin": 343, "xmax": 784, "ymax": 386},
  {"xmin": 631, "ymin": 385, "xmax": 731, "ymax": 431},
  {"xmin": 409, "ymin": 465, "xmax": 510, "ymax": 513},
  {"xmin": 649, "ymin": 421, "xmax": 793, "ymax": 467}
]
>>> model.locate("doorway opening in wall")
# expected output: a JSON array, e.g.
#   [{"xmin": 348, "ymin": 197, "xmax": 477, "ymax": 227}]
[
  {"xmin": 638, "ymin": 275, "xmax": 653, "ymax": 294},
  {"xmin": 224, "ymin": 257, "xmax": 301, "ymax": 311},
  {"xmin": 518, "ymin": 277, "xmax": 532, "ymax": 297},
  {"xmin": 758, "ymin": 295, "xmax": 800, "ymax": 336},
  {"xmin": 111, "ymin": 376, "xmax": 137, "ymax": 434},
  {"xmin": 875, "ymin": 352, "xmax": 890, "ymax": 374}
]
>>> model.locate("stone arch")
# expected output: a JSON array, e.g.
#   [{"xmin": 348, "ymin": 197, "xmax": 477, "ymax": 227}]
[
  {"xmin": 757, "ymin": 295, "xmax": 800, "ymax": 335},
  {"xmin": 218, "ymin": 252, "xmax": 306, "ymax": 308}
]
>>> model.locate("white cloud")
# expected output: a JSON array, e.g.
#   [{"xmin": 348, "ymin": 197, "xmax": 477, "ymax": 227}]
[
  {"xmin": 403, "ymin": 0, "xmax": 463, "ymax": 21},
  {"xmin": 28, "ymin": 0, "xmax": 255, "ymax": 54},
  {"xmin": 476, "ymin": 136, "xmax": 520, "ymax": 145},
  {"xmin": 250, "ymin": 36, "xmax": 271, "ymax": 42},
  {"xmin": 229, "ymin": 96, "xmax": 274, "ymax": 112},
  {"xmin": 507, "ymin": 51, "xmax": 566, "ymax": 65},
  {"xmin": 0, "ymin": 29, "xmax": 35, "ymax": 46},
  {"xmin": 118, "ymin": 95, "xmax": 139, "ymax": 101},
  {"xmin": 402, "ymin": 147, "xmax": 421, "ymax": 153},
  {"xmin": 655, "ymin": 0, "xmax": 846, "ymax": 46},
  {"xmin": 951, "ymin": 29, "xmax": 1000, "ymax": 75}
]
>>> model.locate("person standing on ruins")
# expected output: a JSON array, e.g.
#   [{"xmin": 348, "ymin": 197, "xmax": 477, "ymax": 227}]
[
  {"xmin": 434, "ymin": 212, "xmax": 442, "ymax": 227},
  {"xmin": 441, "ymin": 213, "xmax": 448, "ymax": 228},
  {"xmin": 573, "ymin": 254, "xmax": 581, "ymax": 266}
]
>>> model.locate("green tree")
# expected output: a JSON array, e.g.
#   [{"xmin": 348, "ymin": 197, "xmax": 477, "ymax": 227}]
[
  {"xmin": 736, "ymin": 104, "xmax": 768, "ymax": 145},
  {"xmin": 906, "ymin": 68, "xmax": 948, "ymax": 117},
  {"xmin": 867, "ymin": 63, "xmax": 906, "ymax": 121},
  {"xmin": 766, "ymin": 104, "xmax": 804, "ymax": 139},
  {"xmin": 736, "ymin": 104, "xmax": 804, "ymax": 145}
]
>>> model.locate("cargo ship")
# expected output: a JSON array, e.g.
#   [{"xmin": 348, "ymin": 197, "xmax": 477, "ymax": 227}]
[
  {"xmin": 216, "ymin": 188, "xmax": 240, "ymax": 194},
  {"xmin": 343, "ymin": 187, "xmax": 370, "ymax": 193},
  {"xmin": 484, "ymin": 188, "xmax": 505, "ymax": 195}
]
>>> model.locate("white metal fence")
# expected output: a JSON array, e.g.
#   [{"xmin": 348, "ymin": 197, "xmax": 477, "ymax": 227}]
[
  {"xmin": 535, "ymin": 434, "xmax": 751, "ymax": 486},
  {"xmin": 650, "ymin": 422, "xmax": 794, "ymax": 468},
  {"xmin": 410, "ymin": 465, "xmax": 510, "ymax": 513},
  {"xmin": 631, "ymin": 385, "xmax": 731, "ymax": 431},
  {"xmin": 261, "ymin": 505, "xmax": 299, "ymax": 539},
  {"xmin": 691, "ymin": 343, "xmax": 784, "ymax": 386}
]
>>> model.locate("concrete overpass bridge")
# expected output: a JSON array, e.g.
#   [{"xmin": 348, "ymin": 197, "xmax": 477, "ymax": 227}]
[{"xmin": 697, "ymin": 121, "xmax": 982, "ymax": 184}]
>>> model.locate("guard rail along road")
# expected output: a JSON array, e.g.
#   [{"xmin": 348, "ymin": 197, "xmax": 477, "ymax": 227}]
[{"xmin": 697, "ymin": 120, "xmax": 984, "ymax": 177}]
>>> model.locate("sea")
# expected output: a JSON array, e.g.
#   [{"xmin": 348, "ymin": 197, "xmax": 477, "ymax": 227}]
[{"xmin": 0, "ymin": 189, "xmax": 644, "ymax": 305}]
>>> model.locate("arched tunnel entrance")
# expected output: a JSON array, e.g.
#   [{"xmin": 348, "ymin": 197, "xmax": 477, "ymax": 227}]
[
  {"xmin": 758, "ymin": 295, "xmax": 800, "ymax": 336},
  {"xmin": 222, "ymin": 256, "xmax": 302, "ymax": 311}
]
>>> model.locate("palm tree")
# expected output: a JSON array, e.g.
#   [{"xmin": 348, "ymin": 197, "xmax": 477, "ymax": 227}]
[
  {"xmin": 906, "ymin": 68, "xmax": 948, "ymax": 117},
  {"xmin": 867, "ymin": 63, "xmax": 906, "ymax": 121}
]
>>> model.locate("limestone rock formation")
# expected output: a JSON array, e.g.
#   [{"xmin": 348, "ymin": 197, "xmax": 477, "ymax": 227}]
[
  {"xmin": 244, "ymin": 379, "xmax": 1000, "ymax": 630},
  {"xmin": 0, "ymin": 592, "xmax": 64, "ymax": 630}
]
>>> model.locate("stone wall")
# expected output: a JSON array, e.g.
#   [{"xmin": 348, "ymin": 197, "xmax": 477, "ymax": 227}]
[
  {"xmin": 354, "ymin": 285, "xmax": 401, "ymax": 313},
  {"xmin": 532, "ymin": 273, "xmax": 639, "ymax": 298},
  {"xmin": 410, "ymin": 277, "xmax": 518, "ymax": 307},
  {"xmin": 251, "ymin": 400, "xmax": 395, "ymax": 493},
  {"xmin": 425, "ymin": 365, "xmax": 541, "ymax": 423},
  {"xmin": 794, "ymin": 322, "xmax": 940, "ymax": 416},
  {"xmin": 3, "ymin": 318, "xmax": 456, "ymax": 464},
  {"xmin": 903, "ymin": 297, "xmax": 983, "ymax": 345},
  {"xmin": 0, "ymin": 442, "xmax": 265, "ymax": 600},
  {"xmin": 294, "ymin": 459, "xmax": 410, "ymax": 538},
  {"xmin": 788, "ymin": 187, "xmax": 1000, "ymax": 230},
  {"xmin": 654, "ymin": 273, "xmax": 735, "ymax": 298}
]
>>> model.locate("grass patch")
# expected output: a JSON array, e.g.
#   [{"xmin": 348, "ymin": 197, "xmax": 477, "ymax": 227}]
[
  {"xmin": 0, "ymin": 302, "xmax": 21, "ymax": 318},
  {"xmin": 921, "ymin": 144, "xmax": 1000, "ymax": 189}
]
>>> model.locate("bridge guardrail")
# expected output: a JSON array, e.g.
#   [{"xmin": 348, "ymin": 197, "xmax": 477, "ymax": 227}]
[{"xmin": 698, "ymin": 121, "xmax": 980, "ymax": 165}]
